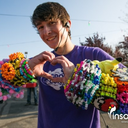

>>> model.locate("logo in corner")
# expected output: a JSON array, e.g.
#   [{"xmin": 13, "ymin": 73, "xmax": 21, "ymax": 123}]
[{"xmin": 108, "ymin": 104, "xmax": 116, "ymax": 119}]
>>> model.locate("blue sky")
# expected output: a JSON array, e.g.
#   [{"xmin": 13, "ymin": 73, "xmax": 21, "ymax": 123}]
[{"xmin": 0, "ymin": 0, "xmax": 128, "ymax": 59}]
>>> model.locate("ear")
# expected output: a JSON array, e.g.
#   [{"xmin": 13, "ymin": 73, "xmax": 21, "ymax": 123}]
[
  {"xmin": 68, "ymin": 20, "xmax": 71, "ymax": 29},
  {"xmin": 65, "ymin": 20, "xmax": 71, "ymax": 31}
]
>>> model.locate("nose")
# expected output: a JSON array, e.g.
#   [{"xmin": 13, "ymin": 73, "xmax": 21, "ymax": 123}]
[{"xmin": 43, "ymin": 26, "xmax": 51, "ymax": 35}]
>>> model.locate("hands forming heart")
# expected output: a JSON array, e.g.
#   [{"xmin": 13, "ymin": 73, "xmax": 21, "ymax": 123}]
[{"xmin": 28, "ymin": 51, "xmax": 75, "ymax": 84}]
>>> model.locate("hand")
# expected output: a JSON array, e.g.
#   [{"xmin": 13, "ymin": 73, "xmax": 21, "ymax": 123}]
[
  {"xmin": 51, "ymin": 56, "xmax": 75, "ymax": 83},
  {"xmin": 28, "ymin": 51, "xmax": 55, "ymax": 79}
]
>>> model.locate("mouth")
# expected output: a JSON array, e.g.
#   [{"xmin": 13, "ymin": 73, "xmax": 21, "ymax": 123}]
[{"xmin": 47, "ymin": 36, "xmax": 56, "ymax": 41}]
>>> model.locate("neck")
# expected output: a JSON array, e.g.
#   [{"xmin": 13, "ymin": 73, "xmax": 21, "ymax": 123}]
[{"xmin": 55, "ymin": 38, "xmax": 75, "ymax": 55}]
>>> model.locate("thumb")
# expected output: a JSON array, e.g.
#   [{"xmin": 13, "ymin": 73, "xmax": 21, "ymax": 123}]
[{"xmin": 110, "ymin": 57, "xmax": 122, "ymax": 66}]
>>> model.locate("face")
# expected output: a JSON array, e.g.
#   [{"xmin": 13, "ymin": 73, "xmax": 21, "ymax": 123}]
[{"xmin": 36, "ymin": 19, "xmax": 68, "ymax": 49}]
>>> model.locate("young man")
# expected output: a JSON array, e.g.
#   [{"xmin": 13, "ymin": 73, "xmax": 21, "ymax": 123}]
[{"xmin": 28, "ymin": 2, "xmax": 122, "ymax": 128}]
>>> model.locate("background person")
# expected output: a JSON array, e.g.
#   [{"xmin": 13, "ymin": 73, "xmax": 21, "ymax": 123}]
[{"xmin": 25, "ymin": 81, "xmax": 38, "ymax": 106}]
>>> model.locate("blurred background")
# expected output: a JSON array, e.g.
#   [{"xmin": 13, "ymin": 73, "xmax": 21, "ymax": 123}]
[{"xmin": 0, "ymin": 0, "xmax": 128, "ymax": 65}]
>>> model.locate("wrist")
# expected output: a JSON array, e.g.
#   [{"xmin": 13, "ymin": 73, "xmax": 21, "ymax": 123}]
[{"xmin": 28, "ymin": 58, "xmax": 35, "ymax": 71}]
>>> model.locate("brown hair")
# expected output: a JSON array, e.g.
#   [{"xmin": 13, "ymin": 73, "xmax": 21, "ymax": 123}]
[{"xmin": 31, "ymin": 2, "xmax": 71, "ymax": 37}]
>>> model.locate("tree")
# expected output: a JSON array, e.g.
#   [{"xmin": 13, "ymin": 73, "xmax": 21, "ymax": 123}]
[
  {"xmin": 80, "ymin": 33, "xmax": 125, "ymax": 63},
  {"xmin": 80, "ymin": 33, "xmax": 114, "ymax": 56},
  {"xmin": 114, "ymin": 45, "xmax": 124, "ymax": 61},
  {"xmin": 116, "ymin": 35, "xmax": 128, "ymax": 65}
]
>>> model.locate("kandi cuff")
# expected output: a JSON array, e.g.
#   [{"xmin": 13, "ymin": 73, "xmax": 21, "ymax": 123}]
[
  {"xmin": 0, "ymin": 63, "xmax": 16, "ymax": 80},
  {"xmin": 94, "ymin": 73, "xmax": 117, "ymax": 100},
  {"xmin": 9, "ymin": 52, "xmax": 24, "ymax": 61},
  {"xmin": 0, "ymin": 52, "xmax": 36, "ymax": 102},
  {"xmin": 20, "ymin": 59, "xmax": 35, "ymax": 79},
  {"xmin": 64, "ymin": 59, "xmax": 101, "ymax": 110}
]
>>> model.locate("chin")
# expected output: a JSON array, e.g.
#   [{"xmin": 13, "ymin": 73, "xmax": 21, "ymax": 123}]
[
  {"xmin": 47, "ymin": 43, "xmax": 57, "ymax": 48},
  {"xmin": 48, "ymin": 45, "xmax": 56, "ymax": 49}
]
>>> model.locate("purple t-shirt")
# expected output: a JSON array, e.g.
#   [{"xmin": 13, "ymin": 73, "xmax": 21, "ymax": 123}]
[{"xmin": 37, "ymin": 45, "xmax": 117, "ymax": 128}]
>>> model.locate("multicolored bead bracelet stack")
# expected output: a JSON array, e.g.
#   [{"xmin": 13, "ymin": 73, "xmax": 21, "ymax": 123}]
[
  {"xmin": 64, "ymin": 59, "xmax": 101, "ymax": 110},
  {"xmin": 0, "ymin": 52, "xmax": 35, "ymax": 101},
  {"xmin": 93, "ymin": 73, "xmax": 119, "ymax": 112},
  {"xmin": 112, "ymin": 68, "xmax": 128, "ymax": 114},
  {"xmin": 1, "ymin": 52, "xmax": 128, "ymax": 115},
  {"xmin": 64, "ymin": 58, "xmax": 128, "ymax": 115}
]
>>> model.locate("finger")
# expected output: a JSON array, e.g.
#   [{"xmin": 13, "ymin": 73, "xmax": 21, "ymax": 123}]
[
  {"xmin": 52, "ymin": 56, "xmax": 70, "ymax": 64},
  {"xmin": 40, "ymin": 72, "xmax": 53, "ymax": 79},
  {"xmin": 29, "ymin": 53, "xmax": 54, "ymax": 69},
  {"xmin": 32, "ymin": 51, "xmax": 55, "ymax": 62},
  {"xmin": 42, "ymin": 51, "xmax": 55, "ymax": 60},
  {"xmin": 37, "ymin": 52, "xmax": 55, "ymax": 62},
  {"xmin": 41, "ymin": 54, "xmax": 54, "ymax": 62},
  {"xmin": 51, "ymin": 58, "xmax": 69, "ymax": 69},
  {"xmin": 51, "ymin": 56, "xmax": 72, "ymax": 67},
  {"xmin": 51, "ymin": 77, "xmax": 65, "ymax": 83}
]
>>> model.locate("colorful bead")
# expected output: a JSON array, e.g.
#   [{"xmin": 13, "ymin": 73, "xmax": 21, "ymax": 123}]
[
  {"xmin": 64, "ymin": 59, "xmax": 101, "ymax": 110},
  {"xmin": 1, "ymin": 63, "xmax": 16, "ymax": 80}
]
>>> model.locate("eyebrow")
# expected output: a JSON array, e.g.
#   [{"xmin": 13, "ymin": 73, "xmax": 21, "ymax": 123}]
[
  {"xmin": 35, "ymin": 19, "xmax": 59, "ymax": 27},
  {"xmin": 35, "ymin": 22, "xmax": 42, "ymax": 27}
]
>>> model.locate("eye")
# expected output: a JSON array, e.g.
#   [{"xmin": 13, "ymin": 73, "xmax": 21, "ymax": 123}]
[
  {"xmin": 49, "ymin": 21, "xmax": 56, "ymax": 25},
  {"xmin": 38, "ymin": 26, "xmax": 44, "ymax": 30}
]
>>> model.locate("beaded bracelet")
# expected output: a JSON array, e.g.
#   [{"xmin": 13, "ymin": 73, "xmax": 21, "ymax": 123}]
[
  {"xmin": 117, "ymin": 101, "xmax": 128, "ymax": 114},
  {"xmin": 4, "ymin": 53, "xmax": 28, "ymax": 84},
  {"xmin": 0, "ymin": 52, "xmax": 36, "ymax": 102},
  {"xmin": 117, "ymin": 84, "xmax": 128, "ymax": 93},
  {"xmin": 0, "ymin": 57, "xmax": 34, "ymax": 86},
  {"xmin": 64, "ymin": 60, "xmax": 128, "ymax": 113},
  {"xmin": 64, "ymin": 59, "xmax": 101, "ymax": 110},
  {"xmin": 20, "ymin": 59, "xmax": 34, "ymax": 79},
  {"xmin": 19, "ymin": 68, "xmax": 31, "ymax": 81},
  {"xmin": 111, "ymin": 68, "xmax": 128, "ymax": 86},
  {"xmin": 0, "ymin": 77, "xmax": 19, "ymax": 92},
  {"xmin": 0, "ymin": 75, "xmax": 25, "ymax": 101},
  {"xmin": 9, "ymin": 52, "xmax": 24, "ymax": 61},
  {"xmin": 93, "ymin": 73, "xmax": 118, "ymax": 108},
  {"xmin": 0, "ymin": 62, "xmax": 16, "ymax": 80},
  {"xmin": 111, "ymin": 68, "xmax": 128, "ymax": 114},
  {"xmin": 8, "ymin": 53, "xmax": 34, "ymax": 82},
  {"xmin": 117, "ymin": 92, "xmax": 128, "ymax": 104}
]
